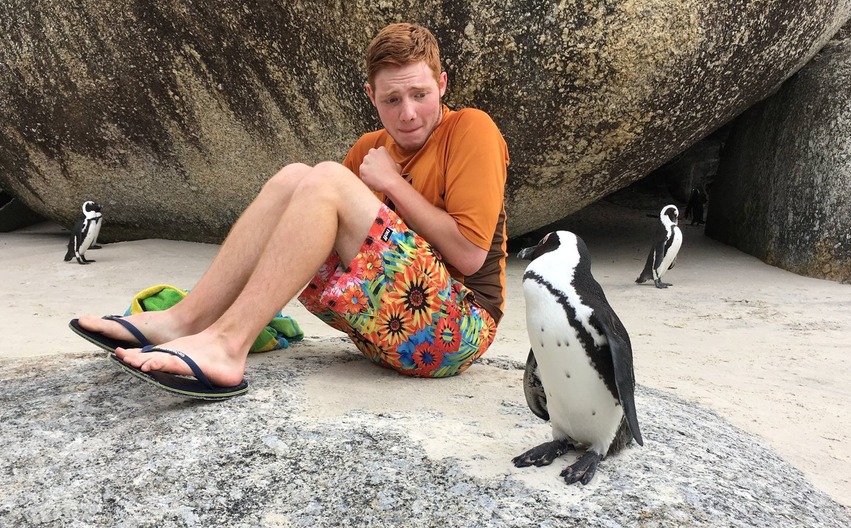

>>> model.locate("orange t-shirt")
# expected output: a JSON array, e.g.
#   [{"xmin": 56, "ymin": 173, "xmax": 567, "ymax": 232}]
[{"xmin": 343, "ymin": 105, "xmax": 510, "ymax": 322}]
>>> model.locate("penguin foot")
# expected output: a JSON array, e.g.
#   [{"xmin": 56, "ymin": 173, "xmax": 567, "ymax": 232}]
[
  {"xmin": 560, "ymin": 451, "xmax": 603, "ymax": 485},
  {"xmin": 512, "ymin": 439, "xmax": 573, "ymax": 468},
  {"xmin": 653, "ymin": 279, "xmax": 670, "ymax": 289}
]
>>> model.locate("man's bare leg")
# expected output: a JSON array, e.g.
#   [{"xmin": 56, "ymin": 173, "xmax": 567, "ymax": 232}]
[
  {"xmin": 76, "ymin": 163, "xmax": 314, "ymax": 346},
  {"xmin": 114, "ymin": 162, "xmax": 381, "ymax": 387}
]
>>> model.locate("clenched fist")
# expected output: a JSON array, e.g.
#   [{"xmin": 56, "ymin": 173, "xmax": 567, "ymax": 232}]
[{"xmin": 359, "ymin": 147, "xmax": 403, "ymax": 194}]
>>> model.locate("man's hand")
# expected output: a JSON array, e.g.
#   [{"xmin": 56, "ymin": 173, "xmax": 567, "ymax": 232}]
[{"xmin": 359, "ymin": 147, "xmax": 403, "ymax": 194}]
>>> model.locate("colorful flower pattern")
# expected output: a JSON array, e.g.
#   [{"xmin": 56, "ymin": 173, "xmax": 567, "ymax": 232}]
[{"xmin": 298, "ymin": 205, "xmax": 497, "ymax": 377}]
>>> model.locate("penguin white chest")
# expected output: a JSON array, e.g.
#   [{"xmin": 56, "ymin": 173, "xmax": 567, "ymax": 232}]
[
  {"xmin": 523, "ymin": 280, "xmax": 623, "ymax": 454},
  {"xmin": 88, "ymin": 216, "xmax": 102, "ymax": 245},
  {"xmin": 80, "ymin": 218, "xmax": 100, "ymax": 253},
  {"xmin": 659, "ymin": 226, "xmax": 682, "ymax": 276}
]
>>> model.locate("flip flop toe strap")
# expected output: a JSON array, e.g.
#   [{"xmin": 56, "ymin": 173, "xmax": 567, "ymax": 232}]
[
  {"xmin": 140, "ymin": 345, "xmax": 215, "ymax": 390},
  {"xmin": 103, "ymin": 315, "xmax": 153, "ymax": 347}
]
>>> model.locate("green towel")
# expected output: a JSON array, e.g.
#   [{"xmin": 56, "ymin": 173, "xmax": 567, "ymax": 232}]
[{"xmin": 124, "ymin": 284, "xmax": 303, "ymax": 353}]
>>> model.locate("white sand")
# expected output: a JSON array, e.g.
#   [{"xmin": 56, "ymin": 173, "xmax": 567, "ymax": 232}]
[{"xmin": 2, "ymin": 201, "xmax": 849, "ymax": 510}]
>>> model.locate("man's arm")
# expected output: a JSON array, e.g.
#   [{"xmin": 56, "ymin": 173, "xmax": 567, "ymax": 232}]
[{"xmin": 359, "ymin": 146, "xmax": 487, "ymax": 276}]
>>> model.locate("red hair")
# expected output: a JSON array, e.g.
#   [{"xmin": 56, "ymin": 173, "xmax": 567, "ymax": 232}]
[{"xmin": 366, "ymin": 23, "xmax": 442, "ymax": 86}]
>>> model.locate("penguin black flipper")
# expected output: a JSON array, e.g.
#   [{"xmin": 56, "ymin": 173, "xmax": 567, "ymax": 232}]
[
  {"xmin": 589, "ymin": 309, "xmax": 643, "ymax": 446},
  {"xmin": 636, "ymin": 221, "xmax": 666, "ymax": 284},
  {"xmin": 64, "ymin": 217, "xmax": 85, "ymax": 262},
  {"xmin": 635, "ymin": 249, "xmax": 655, "ymax": 283},
  {"xmin": 63, "ymin": 239, "xmax": 76, "ymax": 261},
  {"xmin": 522, "ymin": 348, "xmax": 549, "ymax": 421},
  {"xmin": 667, "ymin": 255, "xmax": 677, "ymax": 271}
]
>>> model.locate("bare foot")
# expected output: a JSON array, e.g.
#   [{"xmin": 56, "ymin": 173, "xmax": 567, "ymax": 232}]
[
  {"xmin": 114, "ymin": 331, "xmax": 247, "ymax": 388},
  {"xmin": 77, "ymin": 311, "xmax": 189, "ymax": 347}
]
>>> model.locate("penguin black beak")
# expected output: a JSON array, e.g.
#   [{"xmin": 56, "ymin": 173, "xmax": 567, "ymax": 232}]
[
  {"xmin": 517, "ymin": 246, "xmax": 536, "ymax": 260},
  {"xmin": 517, "ymin": 232, "xmax": 556, "ymax": 260}
]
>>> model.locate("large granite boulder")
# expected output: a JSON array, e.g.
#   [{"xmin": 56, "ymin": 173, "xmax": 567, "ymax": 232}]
[
  {"xmin": 1, "ymin": 1, "xmax": 850, "ymax": 241},
  {"xmin": 1, "ymin": 350, "xmax": 849, "ymax": 526},
  {"xmin": 707, "ymin": 25, "xmax": 851, "ymax": 283}
]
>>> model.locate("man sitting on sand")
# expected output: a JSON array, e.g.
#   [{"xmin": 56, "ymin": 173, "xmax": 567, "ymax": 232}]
[{"xmin": 71, "ymin": 22, "xmax": 509, "ymax": 397}]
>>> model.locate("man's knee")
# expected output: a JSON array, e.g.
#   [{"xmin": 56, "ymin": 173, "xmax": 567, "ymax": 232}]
[
  {"xmin": 312, "ymin": 161, "xmax": 360, "ymax": 184},
  {"xmin": 262, "ymin": 162, "xmax": 312, "ymax": 196},
  {"xmin": 263, "ymin": 161, "xmax": 372, "ymax": 214},
  {"xmin": 296, "ymin": 161, "xmax": 365, "ymax": 199}
]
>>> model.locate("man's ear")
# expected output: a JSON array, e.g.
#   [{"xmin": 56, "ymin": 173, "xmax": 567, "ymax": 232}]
[
  {"xmin": 365, "ymin": 82, "xmax": 376, "ymax": 106},
  {"xmin": 438, "ymin": 71, "xmax": 448, "ymax": 97}
]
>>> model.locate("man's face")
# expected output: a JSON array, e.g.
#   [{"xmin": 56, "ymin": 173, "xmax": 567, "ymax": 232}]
[{"xmin": 366, "ymin": 61, "xmax": 447, "ymax": 152}]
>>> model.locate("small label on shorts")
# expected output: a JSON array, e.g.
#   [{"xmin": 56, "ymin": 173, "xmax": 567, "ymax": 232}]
[{"xmin": 381, "ymin": 227, "xmax": 393, "ymax": 242}]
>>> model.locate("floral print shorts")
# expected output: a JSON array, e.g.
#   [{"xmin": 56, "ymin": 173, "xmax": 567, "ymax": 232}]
[{"xmin": 297, "ymin": 204, "xmax": 497, "ymax": 377}]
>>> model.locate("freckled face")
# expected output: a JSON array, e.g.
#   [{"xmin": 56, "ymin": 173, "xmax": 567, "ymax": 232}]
[{"xmin": 366, "ymin": 61, "xmax": 447, "ymax": 152}]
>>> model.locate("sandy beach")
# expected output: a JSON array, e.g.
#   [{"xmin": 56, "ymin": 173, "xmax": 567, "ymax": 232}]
[{"xmin": 2, "ymin": 200, "xmax": 849, "ymax": 513}]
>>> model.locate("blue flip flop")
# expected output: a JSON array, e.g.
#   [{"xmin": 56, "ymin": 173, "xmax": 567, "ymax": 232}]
[
  {"xmin": 69, "ymin": 315, "xmax": 153, "ymax": 353},
  {"xmin": 109, "ymin": 345, "xmax": 249, "ymax": 400}
]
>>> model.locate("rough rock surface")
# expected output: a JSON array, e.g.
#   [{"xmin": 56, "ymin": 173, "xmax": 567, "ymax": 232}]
[
  {"xmin": 1, "ymin": 348, "xmax": 849, "ymax": 527},
  {"xmin": 1, "ymin": 2, "xmax": 850, "ymax": 241},
  {"xmin": 707, "ymin": 25, "xmax": 851, "ymax": 283}
]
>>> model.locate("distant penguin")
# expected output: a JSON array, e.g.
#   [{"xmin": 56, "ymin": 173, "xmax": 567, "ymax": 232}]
[
  {"xmin": 684, "ymin": 188, "xmax": 706, "ymax": 226},
  {"xmin": 64, "ymin": 200, "xmax": 103, "ymax": 265},
  {"xmin": 513, "ymin": 231, "xmax": 643, "ymax": 485},
  {"xmin": 635, "ymin": 204, "xmax": 682, "ymax": 288}
]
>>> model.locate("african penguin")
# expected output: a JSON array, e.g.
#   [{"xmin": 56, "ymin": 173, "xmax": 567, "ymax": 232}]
[
  {"xmin": 635, "ymin": 204, "xmax": 682, "ymax": 289},
  {"xmin": 684, "ymin": 188, "xmax": 706, "ymax": 226},
  {"xmin": 64, "ymin": 200, "xmax": 103, "ymax": 265},
  {"xmin": 513, "ymin": 231, "xmax": 643, "ymax": 485}
]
